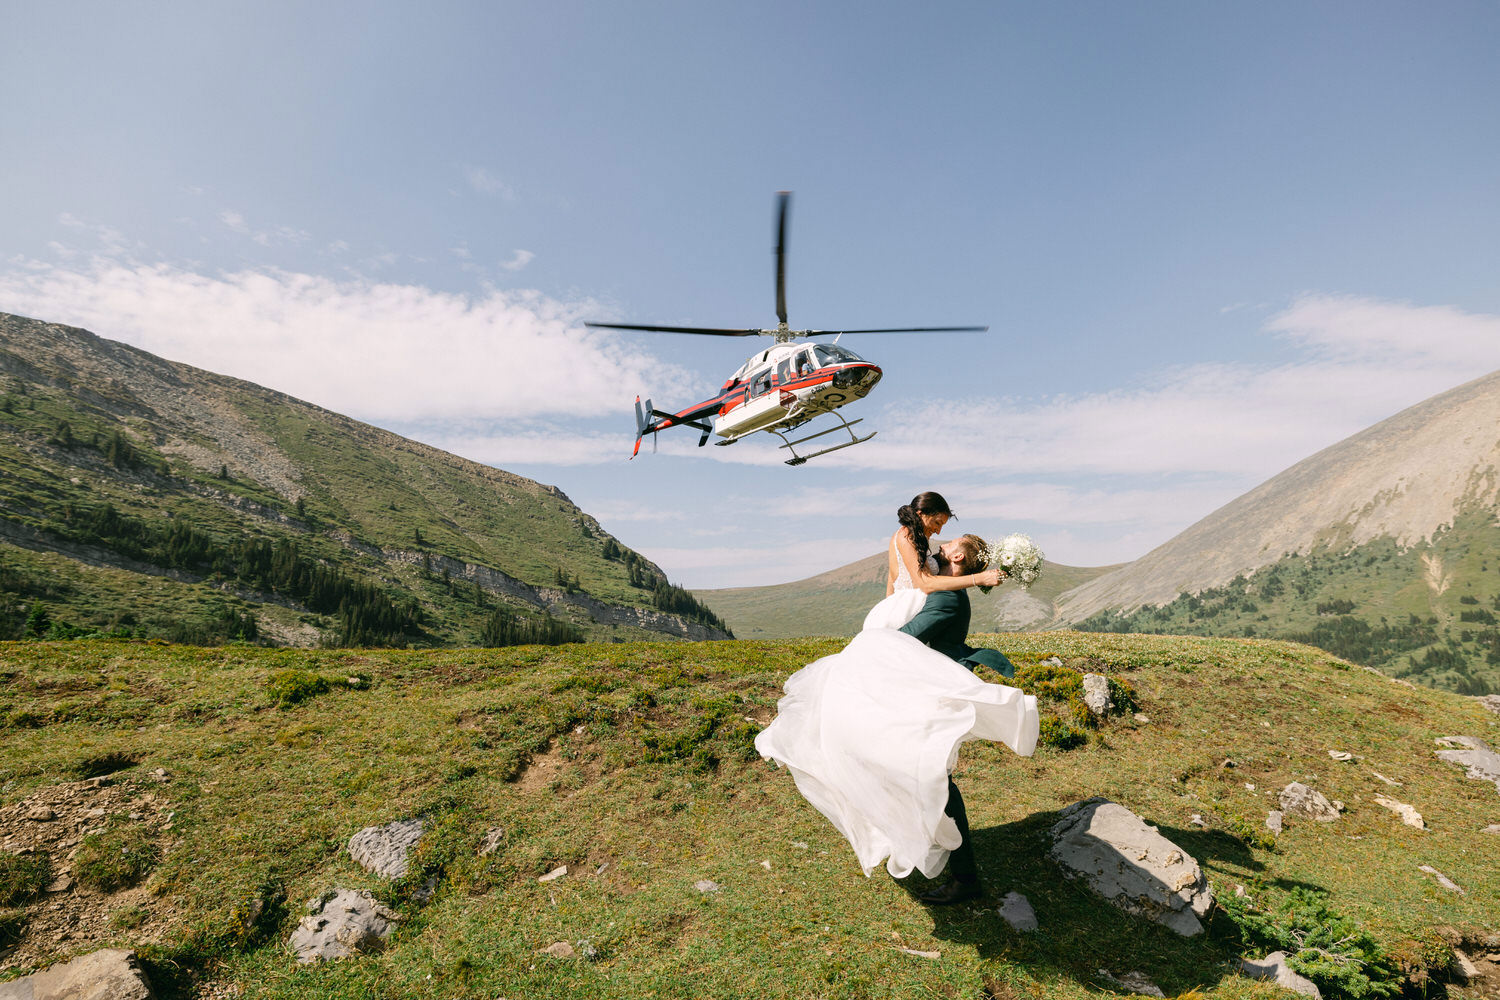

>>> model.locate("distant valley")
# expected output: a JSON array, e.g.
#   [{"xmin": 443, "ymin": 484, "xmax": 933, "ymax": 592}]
[{"xmin": 701, "ymin": 368, "xmax": 1500, "ymax": 694}]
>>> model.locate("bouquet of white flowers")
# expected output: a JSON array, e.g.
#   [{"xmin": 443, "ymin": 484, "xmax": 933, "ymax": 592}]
[{"xmin": 979, "ymin": 533, "xmax": 1044, "ymax": 593}]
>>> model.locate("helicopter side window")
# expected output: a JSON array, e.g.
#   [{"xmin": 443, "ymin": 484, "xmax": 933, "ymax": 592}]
[
  {"xmin": 749, "ymin": 367, "xmax": 774, "ymax": 397},
  {"xmin": 796, "ymin": 349, "xmax": 814, "ymax": 375},
  {"xmin": 776, "ymin": 358, "xmax": 792, "ymax": 385}
]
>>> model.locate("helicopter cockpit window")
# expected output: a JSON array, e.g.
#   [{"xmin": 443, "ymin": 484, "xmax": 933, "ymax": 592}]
[
  {"xmin": 749, "ymin": 368, "xmax": 774, "ymax": 397},
  {"xmin": 776, "ymin": 358, "xmax": 792, "ymax": 385},
  {"xmin": 814, "ymin": 344, "xmax": 865, "ymax": 366},
  {"xmin": 795, "ymin": 349, "xmax": 814, "ymax": 375}
]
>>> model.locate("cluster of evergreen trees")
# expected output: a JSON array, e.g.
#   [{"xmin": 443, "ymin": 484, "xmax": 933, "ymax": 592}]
[
  {"xmin": 600, "ymin": 536, "xmax": 730, "ymax": 634},
  {"xmin": 42, "ymin": 502, "xmax": 421, "ymax": 646},
  {"xmin": 480, "ymin": 606, "xmax": 582, "ymax": 647}
]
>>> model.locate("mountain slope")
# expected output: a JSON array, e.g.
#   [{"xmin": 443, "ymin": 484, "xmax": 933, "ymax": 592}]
[
  {"xmin": 697, "ymin": 552, "xmax": 1113, "ymax": 639},
  {"xmin": 0, "ymin": 312, "xmax": 728, "ymax": 645},
  {"xmin": 1054, "ymin": 367, "xmax": 1500, "ymax": 624}
]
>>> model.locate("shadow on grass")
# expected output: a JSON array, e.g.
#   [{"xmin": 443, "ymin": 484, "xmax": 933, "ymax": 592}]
[{"xmin": 898, "ymin": 810, "xmax": 1327, "ymax": 997}]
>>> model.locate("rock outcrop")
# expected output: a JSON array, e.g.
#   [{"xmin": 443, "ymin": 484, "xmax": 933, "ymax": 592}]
[{"xmin": 1049, "ymin": 798, "xmax": 1212, "ymax": 936}]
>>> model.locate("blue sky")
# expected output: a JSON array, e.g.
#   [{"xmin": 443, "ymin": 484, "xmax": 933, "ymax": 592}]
[{"xmin": 4, "ymin": 2, "xmax": 1500, "ymax": 587}]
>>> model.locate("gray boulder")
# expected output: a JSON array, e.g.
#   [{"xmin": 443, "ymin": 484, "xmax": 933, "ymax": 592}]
[
  {"xmin": 0, "ymin": 948, "xmax": 154, "ymax": 1000},
  {"xmin": 1049, "ymin": 798, "xmax": 1212, "ymax": 936},
  {"xmin": 1434, "ymin": 736, "xmax": 1500, "ymax": 793},
  {"xmin": 1240, "ymin": 951, "xmax": 1321, "ymax": 998},
  {"xmin": 1278, "ymin": 782, "xmax": 1340, "ymax": 822},
  {"xmin": 998, "ymin": 891, "xmax": 1038, "ymax": 932},
  {"xmin": 1476, "ymin": 695, "xmax": 1500, "ymax": 715},
  {"xmin": 1082, "ymin": 674, "xmax": 1113, "ymax": 717},
  {"xmin": 288, "ymin": 888, "xmax": 403, "ymax": 964},
  {"xmin": 348, "ymin": 818, "xmax": 425, "ymax": 879}
]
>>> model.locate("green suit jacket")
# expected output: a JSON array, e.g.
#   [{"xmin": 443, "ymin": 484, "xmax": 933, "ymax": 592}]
[{"xmin": 898, "ymin": 589, "xmax": 1015, "ymax": 677}]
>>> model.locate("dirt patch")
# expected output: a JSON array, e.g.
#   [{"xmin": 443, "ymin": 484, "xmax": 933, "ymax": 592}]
[
  {"xmin": 513, "ymin": 742, "xmax": 600, "ymax": 797},
  {"xmin": 0, "ymin": 772, "xmax": 176, "ymax": 972}
]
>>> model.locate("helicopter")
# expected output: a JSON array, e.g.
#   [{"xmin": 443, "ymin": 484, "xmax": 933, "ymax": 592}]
[{"xmin": 586, "ymin": 192, "xmax": 986, "ymax": 466}]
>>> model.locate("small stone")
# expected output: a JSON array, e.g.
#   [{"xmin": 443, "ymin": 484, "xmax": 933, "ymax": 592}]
[
  {"xmin": 538, "ymin": 865, "xmax": 568, "ymax": 883},
  {"xmin": 1418, "ymin": 865, "xmax": 1465, "ymax": 894},
  {"xmin": 410, "ymin": 876, "xmax": 439, "ymax": 904},
  {"xmin": 1244, "ymin": 783, "xmax": 1256, "ymax": 791},
  {"xmin": 1454, "ymin": 949, "xmax": 1481, "ymax": 984},
  {"xmin": 1098, "ymin": 969, "xmax": 1165, "ymax": 997},
  {"xmin": 791, "ymin": 841, "xmax": 808, "ymax": 850},
  {"xmin": 1374, "ymin": 796, "xmax": 1425, "ymax": 830},
  {"xmin": 899, "ymin": 947, "xmax": 941, "ymax": 959},
  {"xmin": 540, "ymin": 941, "xmax": 575, "ymax": 959},
  {"xmin": 0, "ymin": 948, "xmax": 154, "ymax": 1000},
  {"xmin": 151, "ymin": 768, "xmax": 169, "ymax": 783},
  {"xmin": 288, "ymin": 888, "xmax": 402, "ymax": 964},
  {"xmin": 346, "ymin": 676, "xmax": 365, "ymax": 688},
  {"xmin": 1278, "ymin": 783, "xmax": 1339, "ymax": 822},
  {"xmin": 1082, "ymin": 674, "xmax": 1113, "ymax": 717},
  {"xmin": 1482, "ymin": 824, "xmax": 1500, "ymax": 835},
  {"xmin": 1476, "ymin": 694, "xmax": 1500, "ymax": 715},
  {"xmin": 1433, "ymin": 736, "xmax": 1500, "ymax": 793},
  {"xmin": 45, "ymin": 874, "xmax": 74, "ymax": 893},
  {"xmin": 694, "ymin": 879, "xmax": 721, "ymax": 893},
  {"xmin": 129, "ymin": 812, "xmax": 144, "ymax": 821},
  {"xmin": 998, "ymin": 891, "xmax": 1038, "ymax": 932},
  {"xmin": 1043, "ymin": 656, "xmax": 1063, "ymax": 667},
  {"xmin": 348, "ymin": 818, "xmax": 425, "ymax": 880},
  {"xmin": 1265, "ymin": 811, "xmax": 1283, "ymax": 834},
  {"xmin": 1328, "ymin": 751, "xmax": 1353, "ymax": 761},
  {"xmin": 26, "ymin": 806, "xmax": 56, "ymax": 822},
  {"xmin": 477, "ymin": 827, "xmax": 505, "ymax": 857},
  {"xmin": 1240, "ymin": 951, "xmax": 1322, "ymax": 997},
  {"xmin": 1189, "ymin": 814, "xmax": 1207, "ymax": 828},
  {"xmin": 760, "ymin": 860, "xmax": 772, "ymax": 870},
  {"xmin": 1371, "ymin": 771, "xmax": 1401, "ymax": 786},
  {"xmin": 1133, "ymin": 713, "xmax": 1150, "ymax": 723},
  {"xmin": 85, "ymin": 776, "xmax": 112, "ymax": 788}
]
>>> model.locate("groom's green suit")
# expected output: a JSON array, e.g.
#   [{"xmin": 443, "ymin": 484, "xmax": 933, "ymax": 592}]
[
  {"xmin": 895, "ymin": 586, "xmax": 1016, "ymax": 899},
  {"xmin": 897, "ymin": 589, "xmax": 1015, "ymax": 678}
]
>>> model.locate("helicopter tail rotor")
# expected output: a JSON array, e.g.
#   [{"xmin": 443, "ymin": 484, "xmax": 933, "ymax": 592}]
[{"xmin": 632, "ymin": 396, "xmax": 652, "ymax": 459}]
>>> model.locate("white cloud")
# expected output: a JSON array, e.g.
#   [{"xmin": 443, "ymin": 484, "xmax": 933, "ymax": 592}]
[
  {"xmin": 461, "ymin": 165, "xmax": 514, "ymax": 199},
  {"xmin": 0, "ymin": 257, "xmax": 693, "ymax": 424},
  {"xmin": 499, "ymin": 249, "xmax": 535, "ymax": 272}
]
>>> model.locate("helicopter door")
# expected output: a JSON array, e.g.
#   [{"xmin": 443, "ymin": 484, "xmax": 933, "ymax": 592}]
[
  {"xmin": 776, "ymin": 358, "xmax": 793, "ymax": 385},
  {"xmin": 749, "ymin": 367, "xmax": 774, "ymax": 397}
]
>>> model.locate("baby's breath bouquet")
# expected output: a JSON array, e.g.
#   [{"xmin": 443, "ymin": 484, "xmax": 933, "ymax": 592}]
[{"xmin": 979, "ymin": 533, "xmax": 1044, "ymax": 593}]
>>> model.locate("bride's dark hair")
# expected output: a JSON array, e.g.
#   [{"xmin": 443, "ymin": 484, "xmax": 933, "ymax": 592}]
[{"xmin": 896, "ymin": 491, "xmax": 954, "ymax": 569}]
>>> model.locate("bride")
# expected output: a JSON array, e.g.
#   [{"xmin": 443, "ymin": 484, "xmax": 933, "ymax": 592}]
[
  {"xmin": 755, "ymin": 493, "xmax": 1040, "ymax": 896},
  {"xmin": 864, "ymin": 491, "xmax": 991, "ymax": 630}
]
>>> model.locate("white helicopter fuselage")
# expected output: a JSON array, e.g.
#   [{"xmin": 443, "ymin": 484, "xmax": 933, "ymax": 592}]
[{"xmin": 710, "ymin": 341, "xmax": 883, "ymax": 441}]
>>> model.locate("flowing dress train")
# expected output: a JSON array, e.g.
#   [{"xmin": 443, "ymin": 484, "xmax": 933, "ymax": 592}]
[{"xmin": 756, "ymin": 548, "xmax": 1039, "ymax": 878}]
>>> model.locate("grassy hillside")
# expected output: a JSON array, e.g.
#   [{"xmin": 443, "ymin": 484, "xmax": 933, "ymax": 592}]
[
  {"xmin": 0, "ymin": 314, "xmax": 727, "ymax": 645},
  {"xmin": 1077, "ymin": 509, "xmax": 1500, "ymax": 695},
  {"xmin": 698, "ymin": 555, "xmax": 1114, "ymax": 639},
  {"xmin": 1, "ymin": 634, "xmax": 1495, "ymax": 998}
]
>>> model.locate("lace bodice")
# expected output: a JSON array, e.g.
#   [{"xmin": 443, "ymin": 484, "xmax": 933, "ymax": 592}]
[{"xmin": 892, "ymin": 540, "xmax": 939, "ymax": 592}]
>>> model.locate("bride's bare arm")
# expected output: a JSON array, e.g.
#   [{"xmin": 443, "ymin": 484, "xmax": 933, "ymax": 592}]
[
  {"xmin": 895, "ymin": 529, "xmax": 1002, "ymax": 593},
  {"xmin": 885, "ymin": 535, "xmax": 898, "ymax": 596}
]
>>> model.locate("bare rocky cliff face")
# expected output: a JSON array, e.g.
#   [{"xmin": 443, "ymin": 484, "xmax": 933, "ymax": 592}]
[{"xmin": 1052, "ymin": 368, "xmax": 1500, "ymax": 625}]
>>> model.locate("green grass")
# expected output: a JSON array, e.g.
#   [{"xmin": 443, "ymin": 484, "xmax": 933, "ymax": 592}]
[{"xmin": 0, "ymin": 633, "xmax": 1495, "ymax": 999}]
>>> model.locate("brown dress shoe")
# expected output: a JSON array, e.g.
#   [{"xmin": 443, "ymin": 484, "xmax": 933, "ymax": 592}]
[{"xmin": 918, "ymin": 879, "xmax": 982, "ymax": 905}]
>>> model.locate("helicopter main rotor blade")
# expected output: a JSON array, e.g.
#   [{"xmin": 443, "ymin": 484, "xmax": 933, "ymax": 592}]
[
  {"xmin": 775, "ymin": 191, "xmax": 789, "ymax": 325},
  {"xmin": 800, "ymin": 326, "xmax": 990, "ymax": 335},
  {"xmin": 584, "ymin": 322, "xmax": 762, "ymax": 337}
]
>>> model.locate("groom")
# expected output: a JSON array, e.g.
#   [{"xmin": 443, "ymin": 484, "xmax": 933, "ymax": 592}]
[{"xmin": 897, "ymin": 537, "xmax": 1013, "ymax": 905}]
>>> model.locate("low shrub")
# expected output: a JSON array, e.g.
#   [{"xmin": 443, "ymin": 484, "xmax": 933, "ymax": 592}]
[
  {"xmin": 0, "ymin": 851, "xmax": 51, "ymax": 906},
  {"xmin": 1219, "ymin": 886, "xmax": 1401, "ymax": 999},
  {"xmin": 266, "ymin": 668, "xmax": 331, "ymax": 707},
  {"xmin": 73, "ymin": 824, "xmax": 160, "ymax": 892}
]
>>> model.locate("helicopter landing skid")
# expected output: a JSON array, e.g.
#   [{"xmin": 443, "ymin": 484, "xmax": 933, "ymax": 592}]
[{"xmin": 772, "ymin": 414, "xmax": 876, "ymax": 466}]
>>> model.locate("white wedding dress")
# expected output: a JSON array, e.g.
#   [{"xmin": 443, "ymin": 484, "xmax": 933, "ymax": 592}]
[{"xmin": 755, "ymin": 544, "xmax": 1039, "ymax": 879}]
